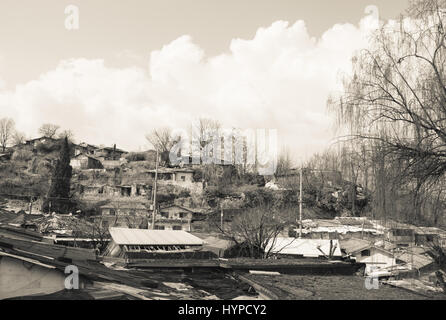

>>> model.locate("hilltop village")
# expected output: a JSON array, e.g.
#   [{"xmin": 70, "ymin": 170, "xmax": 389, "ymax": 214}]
[{"xmin": 1, "ymin": 134, "xmax": 446, "ymax": 300}]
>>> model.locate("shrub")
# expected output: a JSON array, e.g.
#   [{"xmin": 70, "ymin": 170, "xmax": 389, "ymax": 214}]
[
  {"xmin": 193, "ymin": 169, "xmax": 203, "ymax": 182},
  {"xmin": 11, "ymin": 150, "xmax": 33, "ymax": 161},
  {"xmin": 36, "ymin": 141, "xmax": 60, "ymax": 154}
]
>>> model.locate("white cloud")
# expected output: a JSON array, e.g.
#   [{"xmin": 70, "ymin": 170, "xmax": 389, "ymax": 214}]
[{"xmin": 0, "ymin": 12, "xmax": 379, "ymax": 160}]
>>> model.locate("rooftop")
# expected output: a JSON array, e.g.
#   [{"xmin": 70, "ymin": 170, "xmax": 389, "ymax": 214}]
[
  {"xmin": 265, "ymin": 238, "xmax": 342, "ymax": 258},
  {"xmin": 109, "ymin": 227, "xmax": 205, "ymax": 246}
]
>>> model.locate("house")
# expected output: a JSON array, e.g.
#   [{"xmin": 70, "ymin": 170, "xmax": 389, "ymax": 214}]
[
  {"xmin": 146, "ymin": 168, "xmax": 195, "ymax": 183},
  {"xmin": 395, "ymin": 251, "xmax": 435, "ymax": 274},
  {"xmin": 387, "ymin": 228, "xmax": 415, "ymax": 247},
  {"xmin": 0, "ymin": 232, "xmax": 165, "ymax": 300},
  {"xmin": 93, "ymin": 145, "xmax": 127, "ymax": 160},
  {"xmin": 415, "ymin": 232, "xmax": 440, "ymax": 246},
  {"xmin": 103, "ymin": 227, "xmax": 205, "ymax": 259},
  {"xmin": 98, "ymin": 202, "xmax": 149, "ymax": 229},
  {"xmin": 70, "ymin": 153, "xmax": 104, "ymax": 170},
  {"xmin": 265, "ymin": 238, "xmax": 343, "ymax": 259},
  {"xmin": 151, "ymin": 205, "xmax": 196, "ymax": 231},
  {"xmin": 340, "ymin": 238, "xmax": 397, "ymax": 276},
  {"xmin": 99, "ymin": 202, "xmax": 148, "ymax": 217},
  {"xmin": 24, "ymin": 136, "xmax": 58, "ymax": 148},
  {"xmin": 0, "ymin": 250, "xmax": 83, "ymax": 299},
  {"xmin": 146, "ymin": 168, "xmax": 203, "ymax": 193},
  {"xmin": 73, "ymin": 142, "xmax": 98, "ymax": 156},
  {"xmin": 77, "ymin": 184, "xmax": 151, "ymax": 199},
  {"xmin": 296, "ymin": 218, "xmax": 383, "ymax": 240}
]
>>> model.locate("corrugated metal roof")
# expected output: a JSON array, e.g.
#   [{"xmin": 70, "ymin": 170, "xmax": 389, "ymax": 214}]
[
  {"xmin": 396, "ymin": 252, "xmax": 434, "ymax": 270},
  {"xmin": 265, "ymin": 238, "xmax": 342, "ymax": 257},
  {"xmin": 109, "ymin": 227, "xmax": 205, "ymax": 246},
  {"xmin": 339, "ymin": 238, "xmax": 373, "ymax": 254}
]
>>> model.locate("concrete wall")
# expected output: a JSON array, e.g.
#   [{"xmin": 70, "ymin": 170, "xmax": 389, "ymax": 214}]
[
  {"xmin": 159, "ymin": 206, "xmax": 193, "ymax": 220},
  {"xmin": 0, "ymin": 256, "xmax": 66, "ymax": 299},
  {"xmin": 174, "ymin": 172, "xmax": 194, "ymax": 183}
]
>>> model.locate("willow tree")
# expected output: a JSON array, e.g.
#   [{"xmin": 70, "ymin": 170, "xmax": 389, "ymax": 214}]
[{"xmin": 330, "ymin": 0, "xmax": 446, "ymax": 221}]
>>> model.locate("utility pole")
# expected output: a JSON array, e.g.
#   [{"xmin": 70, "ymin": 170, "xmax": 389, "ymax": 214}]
[
  {"xmin": 220, "ymin": 205, "xmax": 224, "ymax": 230},
  {"xmin": 29, "ymin": 196, "xmax": 33, "ymax": 215},
  {"xmin": 151, "ymin": 149, "xmax": 159, "ymax": 230},
  {"xmin": 299, "ymin": 166, "xmax": 303, "ymax": 238}
]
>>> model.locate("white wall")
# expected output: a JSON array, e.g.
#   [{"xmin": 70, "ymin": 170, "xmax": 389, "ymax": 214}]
[
  {"xmin": 353, "ymin": 248, "xmax": 396, "ymax": 274},
  {"xmin": 0, "ymin": 256, "xmax": 66, "ymax": 299}
]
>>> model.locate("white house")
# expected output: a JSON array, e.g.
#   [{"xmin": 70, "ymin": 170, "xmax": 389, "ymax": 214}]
[{"xmin": 340, "ymin": 238, "xmax": 397, "ymax": 276}]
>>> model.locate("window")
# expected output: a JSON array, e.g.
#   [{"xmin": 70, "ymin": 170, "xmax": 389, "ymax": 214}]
[
  {"xmin": 160, "ymin": 212, "xmax": 169, "ymax": 219},
  {"xmin": 181, "ymin": 175, "xmax": 186, "ymax": 182},
  {"xmin": 173, "ymin": 225, "xmax": 182, "ymax": 230},
  {"xmin": 179, "ymin": 212, "xmax": 186, "ymax": 218},
  {"xmin": 109, "ymin": 209, "xmax": 116, "ymax": 216},
  {"xmin": 361, "ymin": 249, "xmax": 371, "ymax": 257},
  {"xmin": 155, "ymin": 225, "xmax": 165, "ymax": 230}
]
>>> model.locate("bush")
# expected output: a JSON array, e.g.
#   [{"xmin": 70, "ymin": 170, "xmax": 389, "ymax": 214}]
[
  {"xmin": 125, "ymin": 152, "xmax": 148, "ymax": 162},
  {"xmin": 11, "ymin": 150, "xmax": 33, "ymax": 161},
  {"xmin": 193, "ymin": 169, "xmax": 203, "ymax": 182},
  {"xmin": 36, "ymin": 141, "xmax": 60, "ymax": 154}
]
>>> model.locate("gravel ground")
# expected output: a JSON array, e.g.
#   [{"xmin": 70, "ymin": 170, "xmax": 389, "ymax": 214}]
[{"xmin": 246, "ymin": 274, "xmax": 446, "ymax": 300}]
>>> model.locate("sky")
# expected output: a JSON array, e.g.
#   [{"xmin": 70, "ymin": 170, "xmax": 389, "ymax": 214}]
[{"xmin": 0, "ymin": 0, "xmax": 410, "ymax": 161}]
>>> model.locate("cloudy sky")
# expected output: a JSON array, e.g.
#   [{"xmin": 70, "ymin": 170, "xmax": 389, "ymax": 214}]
[{"xmin": 0, "ymin": 0, "xmax": 409, "ymax": 161}]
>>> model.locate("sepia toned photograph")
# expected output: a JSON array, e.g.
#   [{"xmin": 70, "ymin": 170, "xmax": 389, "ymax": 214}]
[{"xmin": 0, "ymin": 0, "xmax": 446, "ymax": 306}]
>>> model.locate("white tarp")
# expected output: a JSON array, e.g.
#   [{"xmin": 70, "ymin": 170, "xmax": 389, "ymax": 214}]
[{"xmin": 265, "ymin": 238, "xmax": 342, "ymax": 257}]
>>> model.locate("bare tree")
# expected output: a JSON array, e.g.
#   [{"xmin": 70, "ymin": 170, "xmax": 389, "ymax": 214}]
[
  {"xmin": 58, "ymin": 129, "xmax": 75, "ymax": 142},
  {"xmin": 328, "ymin": 0, "xmax": 446, "ymax": 286},
  {"xmin": 192, "ymin": 118, "xmax": 221, "ymax": 163},
  {"xmin": 146, "ymin": 127, "xmax": 182, "ymax": 166},
  {"xmin": 12, "ymin": 131, "xmax": 26, "ymax": 146},
  {"xmin": 275, "ymin": 147, "xmax": 293, "ymax": 177},
  {"xmin": 0, "ymin": 118, "xmax": 15, "ymax": 152},
  {"xmin": 218, "ymin": 205, "xmax": 287, "ymax": 259},
  {"xmin": 330, "ymin": 0, "xmax": 446, "ymax": 213},
  {"xmin": 146, "ymin": 127, "xmax": 174, "ymax": 152},
  {"xmin": 38, "ymin": 123, "xmax": 60, "ymax": 138}
]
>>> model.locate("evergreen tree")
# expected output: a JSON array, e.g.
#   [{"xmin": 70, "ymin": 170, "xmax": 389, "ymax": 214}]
[{"xmin": 43, "ymin": 137, "xmax": 73, "ymax": 213}]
